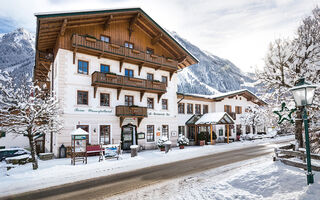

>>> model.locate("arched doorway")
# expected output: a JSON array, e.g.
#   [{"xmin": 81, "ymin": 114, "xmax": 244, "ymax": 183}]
[{"xmin": 121, "ymin": 124, "xmax": 138, "ymax": 150}]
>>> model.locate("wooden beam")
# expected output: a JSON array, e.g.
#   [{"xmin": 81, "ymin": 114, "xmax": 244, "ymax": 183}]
[
  {"xmin": 73, "ymin": 48, "xmax": 77, "ymax": 64},
  {"xmin": 178, "ymin": 55, "xmax": 187, "ymax": 63},
  {"xmin": 157, "ymin": 93, "xmax": 163, "ymax": 103},
  {"xmin": 40, "ymin": 62, "xmax": 50, "ymax": 72},
  {"xmin": 120, "ymin": 117, "xmax": 125, "ymax": 127},
  {"xmin": 137, "ymin": 118, "xmax": 144, "ymax": 127},
  {"xmin": 60, "ymin": 19, "xmax": 68, "ymax": 36},
  {"xmin": 169, "ymin": 72, "xmax": 174, "ymax": 81},
  {"xmin": 151, "ymin": 33, "xmax": 163, "ymax": 45},
  {"xmin": 104, "ymin": 15, "xmax": 113, "ymax": 30},
  {"xmin": 128, "ymin": 13, "xmax": 140, "ymax": 38},
  {"xmin": 210, "ymin": 124, "xmax": 213, "ymax": 144}
]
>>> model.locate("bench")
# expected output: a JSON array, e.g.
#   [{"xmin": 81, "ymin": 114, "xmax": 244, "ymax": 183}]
[{"xmin": 86, "ymin": 145, "xmax": 104, "ymax": 156}]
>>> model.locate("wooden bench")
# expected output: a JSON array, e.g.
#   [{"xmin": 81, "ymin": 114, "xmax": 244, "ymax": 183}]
[{"xmin": 86, "ymin": 145, "xmax": 104, "ymax": 156}]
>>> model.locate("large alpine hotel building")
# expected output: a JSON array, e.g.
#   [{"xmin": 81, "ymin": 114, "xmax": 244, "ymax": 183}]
[{"xmin": 7, "ymin": 8, "xmax": 266, "ymax": 156}]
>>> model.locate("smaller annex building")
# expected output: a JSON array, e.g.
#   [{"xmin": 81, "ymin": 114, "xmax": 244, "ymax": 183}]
[{"xmin": 176, "ymin": 89, "xmax": 267, "ymax": 144}]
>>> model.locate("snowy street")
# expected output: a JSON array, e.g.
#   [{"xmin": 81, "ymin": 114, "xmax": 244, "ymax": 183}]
[
  {"xmin": 111, "ymin": 154, "xmax": 320, "ymax": 200},
  {"xmin": 1, "ymin": 135, "xmax": 294, "ymax": 199}
]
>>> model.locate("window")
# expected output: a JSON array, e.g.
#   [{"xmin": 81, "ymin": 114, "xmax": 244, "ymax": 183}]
[
  {"xmin": 147, "ymin": 125, "xmax": 155, "ymax": 142},
  {"xmin": 125, "ymin": 95, "xmax": 134, "ymax": 106},
  {"xmin": 161, "ymin": 76, "xmax": 168, "ymax": 86},
  {"xmin": 125, "ymin": 69, "xmax": 134, "ymax": 77},
  {"xmin": 162, "ymin": 125, "xmax": 169, "ymax": 139},
  {"xmin": 203, "ymin": 105, "xmax": 208, "ymax": 114},
  {"xmin": 124, "ymin": 42, "xmax": 134, "ymax": 49},
  {"xmin": 187, "ymin": 103, "xmax": 193, "ymax": 114},
  {"xmin": 162, "ymin": 99, "xmax": 168, "ymax": 110},
  {"xmin": 100, "ymin": 125, "xmax": 110, "ymax": 145},
  {"xmin": 147, "ymin": 73, "xmax": 154, "ymax": 81},
  {"xmin": 100, "ymin": 93, "xmax": 110, "ymax": 107},
  {"xmin": 246, "ymin": 125, "xmax": 251, "ymax": 134},
  {"xmin": 195, "ymin": 104, "xmax": 201, "ymax": 114},
  {"xmin": 100, "ymin": 35, "xmax": 110, "ymax": 43},
  {"xmin": 76, "ymin": 125, "xmax": 89, "ymax": 141},
  {"xmin": 235, "ymin": 106, "xmax": 242, "ymax": 114},
  {"xmin": 178, "ymin": 126, "xmax": 185, "ymax": 136},
  {"xmin": 146, "ymin": 48, "xmax": 154, "ymax": 55},
  {"xmin": 178, "ymin": 103, "xmax": 185, "ymax": 114},
  {"xmin": 147, "ymin": 98, "xmax": 154, "ymax": 109},
  {"xmin": 100, "ymin": 64, "xmax": 110, "ymax": 73},
  {"xmin": 78, "ymin": 60, "xmax": 88, "ymax": 75},
  {"xmin": 77, "ymin": 91, "xmax": 88, "ymax": 105},
  {"xmin": 224, "ymin": 105, "xmax": 232, "ymax": 113}
]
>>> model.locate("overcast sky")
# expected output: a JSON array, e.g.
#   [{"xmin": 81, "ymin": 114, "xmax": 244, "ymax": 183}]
[{"xmin": 0, "ymin": 0, "xmax": 319, "ymax": 72}]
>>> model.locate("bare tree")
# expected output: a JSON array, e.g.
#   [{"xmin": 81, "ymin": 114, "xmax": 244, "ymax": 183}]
[{"xmin": 0, "ymin": 70, "xmax": 62, "ymax": 170}]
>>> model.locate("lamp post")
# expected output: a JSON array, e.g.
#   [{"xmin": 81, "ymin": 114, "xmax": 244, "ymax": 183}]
[{"xmin": 290, "ymin": 78, "xmax": 317, "ymax": 185}]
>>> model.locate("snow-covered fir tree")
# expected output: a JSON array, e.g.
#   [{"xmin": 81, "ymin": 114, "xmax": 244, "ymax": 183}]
[
  {"xmin": 257, "ymin": 7, "xmax": 320, "ymax": 149},
  {"xmin": 0, "ymin": 70, "xmax": 62, "ymax": 170}
]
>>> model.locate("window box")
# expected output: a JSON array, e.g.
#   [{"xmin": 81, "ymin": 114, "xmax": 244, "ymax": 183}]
[
  {"xmin": 85, "ymin": 37, "xmax": 96, "ymax": 42},
  {"xmin": 150, "ymin": 54, "xmax": 158, "ymax": 58},
  {"xmin": 110, "ymin": 44, "xmax": 120, "ymax": 49},
  {"xmin": 131, "ymin": 49, "xmax": 140, "ymax": 54},
  {"xmin": 166, "ymin": 58, "xmax": 174, "ymax": 62},
  {"xmin": 129, "ymin": 77, "xmax": 143, "ymax": 82}
]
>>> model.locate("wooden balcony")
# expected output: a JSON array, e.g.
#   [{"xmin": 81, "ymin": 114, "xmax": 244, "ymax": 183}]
[
  {"xmin": 72, "ymin": 34, "xmax": 178, "ymax": 72},
  {"xmin": 116, "ymin": 105, "xmax": 148, "ymax": 127},
  {"xmin": 92, "ymin": 71, "xmax": 166, "ymax": 102}
]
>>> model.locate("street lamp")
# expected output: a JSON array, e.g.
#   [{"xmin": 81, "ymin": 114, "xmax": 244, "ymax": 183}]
[{"xmin": 290, "ymin": 78, "xmax": 317, "ymax": 185}]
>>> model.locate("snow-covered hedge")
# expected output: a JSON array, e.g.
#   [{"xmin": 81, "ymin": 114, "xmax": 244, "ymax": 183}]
[{"xmin": 177, "ymin": 134, "xmax": 189, "ymax": 146}]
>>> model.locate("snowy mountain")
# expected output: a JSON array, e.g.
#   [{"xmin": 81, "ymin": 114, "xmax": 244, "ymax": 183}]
[
  {"xmin": 0, "ymin": 28, "xmax": 35, "ymax": 84},
  {"xmin": 171, "ymin": 32, "xmax": 258, "ymax": 95}
]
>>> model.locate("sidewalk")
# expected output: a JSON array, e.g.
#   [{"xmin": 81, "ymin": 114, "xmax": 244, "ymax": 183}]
[{"xmin": 0, "ymin": 135, "xmax": 294, "ymax": 197}]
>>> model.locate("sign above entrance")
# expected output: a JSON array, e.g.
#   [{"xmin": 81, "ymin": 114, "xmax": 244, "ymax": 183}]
[
  {"xmin": 122, "ymin": 118, "xmax": 137, "ymax": 126},
  {"xmin": 74, "ymin": 108, "xmax": 113, "ymax": 114}
]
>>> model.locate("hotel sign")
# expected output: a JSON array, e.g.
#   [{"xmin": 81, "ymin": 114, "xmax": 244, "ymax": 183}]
[
  {"xmin": 148, "ymin": 111, "xmax": 170, "ymax": 116},
  {"xmin": 74, "ymin": 108, "xmax": 113, "ymax": 114}
]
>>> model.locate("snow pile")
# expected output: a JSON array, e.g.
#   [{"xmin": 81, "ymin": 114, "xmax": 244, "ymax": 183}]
[{"xmin": 112, "ymin": 155, "xmax": 320, "ymax": 200}]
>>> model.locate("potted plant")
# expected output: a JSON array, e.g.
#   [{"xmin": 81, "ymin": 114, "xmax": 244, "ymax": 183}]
[
  {"xmin": 177, "ymin": 134, "xmax": 189, "ymax": 149},
  {"xmin": 198, "ymin": 131, "xmax": 207, "ymax": 146},
  {"xmin": 157, "ymin": 136, "xmax": 168, "ymax": 151}
]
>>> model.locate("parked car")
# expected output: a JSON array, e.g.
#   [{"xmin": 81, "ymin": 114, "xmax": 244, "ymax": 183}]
[{"xmin": 0, "ymin": 148, "xmax": 30, "ymax": 162}]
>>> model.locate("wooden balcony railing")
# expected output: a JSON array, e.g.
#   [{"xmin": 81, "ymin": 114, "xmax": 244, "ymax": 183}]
[
  {"xmin": 227, "ymin": 112, "xmax": 236, "ymax": 120},
  {"xmin": 92, "ymin": 71, "xmax": 166, "ymax": 93},
  {"xmin": 72, "ymin": 34, "xmax": 178, "ymax": 69},
  {"xmin": 116, "ymin": 105, "xmax": 148, "ymax": 117}
]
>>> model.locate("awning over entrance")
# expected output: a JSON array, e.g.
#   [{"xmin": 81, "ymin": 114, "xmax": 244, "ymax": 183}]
[{"xmin": 195, "ymin": 112, "xmax": 234, "ymax": 125}]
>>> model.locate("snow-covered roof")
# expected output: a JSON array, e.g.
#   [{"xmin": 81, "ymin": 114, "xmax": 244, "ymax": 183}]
[
  {"xmin": 178, "ymin": 89, "xmax": 267, "ymax": 105},
  {"xmin": 195, "ymin": 112, "xmax": 234, "ymax": 125},
  {"xmin": 70, "ymin": 128, "xmax": 89, "ymax": 135}
]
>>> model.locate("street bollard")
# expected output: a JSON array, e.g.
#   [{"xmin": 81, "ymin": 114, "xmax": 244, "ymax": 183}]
[{"xmin": 130, "ymin": 145, "xmax": 139, "ymax": 157}]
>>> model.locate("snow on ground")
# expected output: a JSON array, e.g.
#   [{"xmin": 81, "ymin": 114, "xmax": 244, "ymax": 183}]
[
  {"xmin": 0, "ymin": 135, "xmax": 293, "ymax": 197},
  {"xmin": 111, "ymin": 154, "xmax": 320, "ymax": 200}
]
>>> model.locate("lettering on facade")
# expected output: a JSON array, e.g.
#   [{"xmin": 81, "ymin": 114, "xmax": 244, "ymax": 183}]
[
  {"xmin": 148, "ymin": 112, "xmax": 170, "ymax": 116},
  {"xmin": 74, "ymin": 108, "xmax": 113, "ymax": 114}
]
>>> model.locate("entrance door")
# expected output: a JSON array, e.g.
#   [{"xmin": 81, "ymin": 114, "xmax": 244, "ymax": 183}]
[{"xmin": 121, "ymin": 124, "xmax": 137, "ymax": 150}]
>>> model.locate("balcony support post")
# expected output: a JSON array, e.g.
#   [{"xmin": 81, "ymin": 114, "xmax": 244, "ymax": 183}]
[
  {"xmin": 117, "ymin": 88, "xmax": 122, "ymax": 100},
  {"xmin": 119, "ymin": 117, "xmax": 125, "ymax": 127},
  {"xmin": 73, "ymin": 48, "xmax": 77, "ymax": 64},
  {"xmin": 137, "ymin": 117, "xmax": 144, "ymax": 127},
  {"xmin": 119, "ymin": 59, "xmax": 124, "ymax": 72},
  {"xmin": 138, "ymin": 63, "xmax": 144, "ymax": 76},
  {"xmin": 169, "ymin": 72, "xmax": 174, "ymax": 81},
  {"xmin": 157, "ymin": 93, "xmax": 163, "ymax": 103},
  {"xmin": 93, "ymin": 86, "xmax": 97, "ymax": 98},
  {"xmin": 140, "ymin": 91, "xmax": 145, "ymax": 102}
]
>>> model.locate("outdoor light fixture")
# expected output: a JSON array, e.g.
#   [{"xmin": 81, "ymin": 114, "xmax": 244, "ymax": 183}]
[{"xmin": 290, "ymin": 78, "xmax": 317, "ymax": 185}]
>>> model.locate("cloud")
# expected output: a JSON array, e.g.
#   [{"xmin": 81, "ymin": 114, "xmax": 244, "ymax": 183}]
[{"xmin": 0, "ymin": 0, "xmax": 319, "ymax": 72}]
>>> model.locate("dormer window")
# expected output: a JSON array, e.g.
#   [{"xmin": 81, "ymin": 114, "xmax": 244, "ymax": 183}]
[
  {"xmin": 100, "ymin": 35, "xmax": 110, "ymax": 43},
  {"xmin": 125, "ymin": 42, "xmax": 134, "ymax": 49},
  {"xmin": 146, "ymin": 48, "xmax": 154, "ymax": 55}
]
